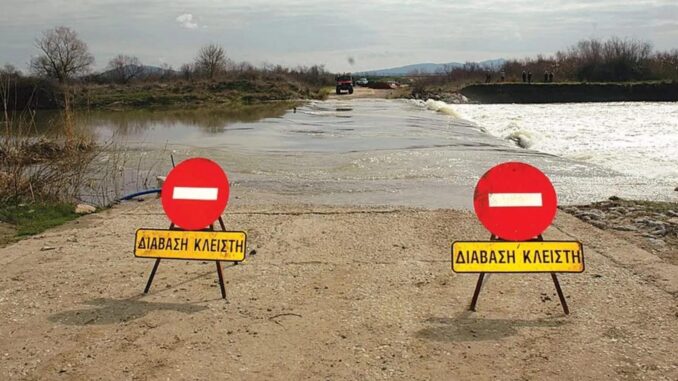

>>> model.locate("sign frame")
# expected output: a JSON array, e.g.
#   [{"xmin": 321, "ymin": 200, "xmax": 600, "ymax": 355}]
[
  {"xmin": 134, "ymin": 228, "xmax": 247, "ymax": 262},
  {"xmin": 458, "ymin": 234, "xmax": 576, "ymax": 315},
  {"xmin": 451, "ymin": 240, "xmax": 585, "ymax": 274},
  {"xmin": 138, "ymin": 217, "xmax": 241, "ymax": 299},
  {"xmin": 455, "ymin": 163, "xmax": 585, "ymax": 316}
]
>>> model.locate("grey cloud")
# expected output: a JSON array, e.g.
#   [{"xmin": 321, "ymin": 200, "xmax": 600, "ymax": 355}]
[
  {"xmin": 0, "ymin": 0, "xmax": 676, "ymax": 72},
  {"xmin": 176, "ymin": 14, "xmax": 199, "ymax": 29}
]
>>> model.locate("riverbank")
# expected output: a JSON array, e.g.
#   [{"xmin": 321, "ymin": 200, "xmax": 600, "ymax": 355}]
[
  {"xmin": 73, "ymin": 79, "xmax": 326, "ymax": 110},
  {"xmin": 4, "ymin": 76, "xmax": 329, "ymax": 111},
  {"xmin": 0, "ymin": 202, "xmax": 81, "ymax": 245},
  {"xmin": 459, "ymin": 81, "xmax": 678, "ymax": 103},
  {"xmin": 1, "ymin": 95, "xmax": 676, "ymax": 379},
  {"xmin": 561, "ymin": 197, "xmax": 678, "ymax": 265},
  {"xmin": 0, "ymin": 197, "xmax": 676, "ymax": 379}
]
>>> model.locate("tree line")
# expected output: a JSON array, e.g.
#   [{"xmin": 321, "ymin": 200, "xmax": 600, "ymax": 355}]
[
  {"xmin": 416, "ymin": 37, "xmax": 678, "ymax": 86},
  {"xmin": 4, "ymin": 27, "xmax": 678, "ymax": 91},
  {"xmin": 502, "ymin": 37, "xmax": 678, "ymax": 82},
  {"xmin": 0, "ymin": 26, "xmax": 333, "ymax": 87}
]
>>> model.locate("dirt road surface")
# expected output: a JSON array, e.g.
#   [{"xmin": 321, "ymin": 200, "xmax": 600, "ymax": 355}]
[
  {"xmin": 328, "ymin": 86, "xmax": 404, "ymax": 100},
  {"xmin": 1, "ymin": 198, "xmax": 677, "ymax": 380}
]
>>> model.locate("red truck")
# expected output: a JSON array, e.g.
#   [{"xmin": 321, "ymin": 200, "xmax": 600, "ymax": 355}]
[{"xmin": 335, "ymin": 74, "xmax": 353, "ymax": 95}]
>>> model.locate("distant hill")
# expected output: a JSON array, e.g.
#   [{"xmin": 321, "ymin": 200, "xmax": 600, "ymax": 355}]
[{"xmin": 357, "ymin": 59, "xmax": 505, "ymax": 77}]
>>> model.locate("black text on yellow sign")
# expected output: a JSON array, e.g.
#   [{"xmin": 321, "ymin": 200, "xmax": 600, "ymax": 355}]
[
  {"xmin": 451, "ymin": 241, "xmax": 584, "ymax": 273},
  {"xmin": 134, "ymin": 229, "xmax": 246, "ymax": 262}
]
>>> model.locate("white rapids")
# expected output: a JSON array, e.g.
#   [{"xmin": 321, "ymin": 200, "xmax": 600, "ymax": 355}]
[{"xmin": 450, "ymin": 101, "xmax": 678, "ymax": 180}]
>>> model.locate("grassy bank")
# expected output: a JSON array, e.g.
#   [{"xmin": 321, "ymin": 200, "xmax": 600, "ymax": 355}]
[
  {"xmin": 0, "ymin": 202, "xmax": 79, "ymax": 243},
  {"xmin": 0, "ymin": 137, "xmax": 96, "ymax": 243},
  {"xmin": 73, "ymin": 77, "xmax": 327, "ymax": 109},
  {"xmin": 5, "ymin": 75, "xmax": 329, "ymax": 111},
  {"xmin": 458, "ymin": 81, "xmax": 678, "ymax": 103},
  {"xmin": 0, "ymin": 106, "xmax": 100, "ymax": 244}
]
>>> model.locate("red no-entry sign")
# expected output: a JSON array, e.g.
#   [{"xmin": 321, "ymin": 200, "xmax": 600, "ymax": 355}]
[
  {"xmin": 161, "ymin": 158, "xmax": 230, "ymax": 230},
  {"xmin": 473, "ymin": 162, "xmax": 557, "ymax": 241}
]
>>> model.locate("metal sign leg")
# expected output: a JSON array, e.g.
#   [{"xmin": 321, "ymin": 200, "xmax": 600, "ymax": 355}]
[
  {"xmin": 210, "ymin": 217, "xmax": 228, "ymax": 298},
  {"xmin": 142, "ymin": 222, "xmax": 175, "ymax": 294},
  {"xmin": 211, "ymin": 221, "xmax": 228, "ymax": 299},
  {"xmin": 216, "ymin": 261, "xmax": 226, "ymax": 299},
  {"xmin": 469, "ymin": 273, "xmax": 485, "ymax": 311},
  {"xmin": 144, "ymin": 258, "xmax": 161, "ymax": 294},
  {"xmin": 551, "ymin": 273, "xmax": 569, "ymax": 315},
  {"xmin": 467, "ymin": 234, "xmax": 571, "ymax": 314},
  {"xmin": 218, "ymin": 216, "xmax": 238, "ymax": 266},
  {"xmin": 141, "ymin": 219, "xmax": 232, "ymax": 299}
]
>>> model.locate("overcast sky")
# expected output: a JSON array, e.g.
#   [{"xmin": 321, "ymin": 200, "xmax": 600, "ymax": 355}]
[{"xmin": 1, "ymin": 0, "xmax": 677, "ymax": 73}]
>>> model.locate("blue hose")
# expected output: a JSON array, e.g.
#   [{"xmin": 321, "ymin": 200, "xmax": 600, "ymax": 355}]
[{"xmin": 118, "ymin": 188, "xmax": 161, "ymax": 201}]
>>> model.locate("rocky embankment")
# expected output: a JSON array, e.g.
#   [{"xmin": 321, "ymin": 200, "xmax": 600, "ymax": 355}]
[
  {"xmin": 561, "ymin": 197, "xmax": 678, "ymax": 265},
  {"xmin": 459, "ymin": 81, "xmax": 678, "ymax": 103},
  {"xmin": 409, "ymin": 91, "xmax": 468, "ymax": 104}
]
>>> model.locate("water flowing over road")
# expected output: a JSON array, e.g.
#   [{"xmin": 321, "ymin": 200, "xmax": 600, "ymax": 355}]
[{"xmin": 65, "ymin": 99, "xmax": 677, "ymax": 208}]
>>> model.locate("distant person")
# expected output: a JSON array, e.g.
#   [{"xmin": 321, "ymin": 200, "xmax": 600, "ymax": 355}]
[
  {"xmin": 527, "ymin": 71, "xmax": 532, "ymax": 84},
  {"xmin": 500, "ymin": 71, "xmax": 505, "ymax": 82},
  {"xmin": 485, "ymin": 73, "xmax": 492, "ymax": 83},
  {"xmin": 544, "ymin": 71, "xmax": 549, "ymax": 82},
  {"xmin": 549, "ymin": 71, "xmax": 554, "ymax": 82},
  {"xmin": 522, "ymin": 71, "xmax": 527, "ymax": 82}
]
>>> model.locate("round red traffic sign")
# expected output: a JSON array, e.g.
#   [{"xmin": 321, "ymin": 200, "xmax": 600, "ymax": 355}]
[
  {"xmin": 473, "ymin": 162, "xmax": 557, "ymax": 241},
  {"xmin": 161, "ymin": 158, "xmax": 230, "ymax": 230}
]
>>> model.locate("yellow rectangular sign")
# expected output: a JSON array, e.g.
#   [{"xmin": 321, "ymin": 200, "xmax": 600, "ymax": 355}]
[
  {"xmin": 452, "ymin": 241, "xmax": 584, "ymax": 273},
  {"xmin": 134, "ymin": 229, "xmax": 246, "ymax": 262}
]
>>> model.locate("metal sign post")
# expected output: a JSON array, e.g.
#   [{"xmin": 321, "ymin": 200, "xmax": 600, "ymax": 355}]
[
  {"xmin": 134, "ymin": 157, "xmax": 248, "ymax": 300},
  {"xmin": 467, "ymin": 234, "xmax": 570, "ymax": 315},
  {"xmin": 141, "ymin": 216, "xmax": 239, "ymax": 299},
  {"xmin": 454, "ymin": 161, "xmax": 584, "ymax": 316}
]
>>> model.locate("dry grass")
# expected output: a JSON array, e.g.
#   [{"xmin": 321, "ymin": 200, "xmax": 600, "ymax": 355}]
[
  {"xmin": 1, "ymin": 75, "xmax": 97, "ymax": 205},
  {"xmin": 0, "ymin": 115, "xmax": 96, "ymax": 205}
]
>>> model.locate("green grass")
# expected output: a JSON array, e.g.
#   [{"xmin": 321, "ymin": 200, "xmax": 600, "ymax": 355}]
[
  {"xmin": 73, "ymin": 78, "xmax": 328, "ymax": 110},
  {"xmin": 0, "ymin": 202, "xmax": 80, "ymax": 237}
]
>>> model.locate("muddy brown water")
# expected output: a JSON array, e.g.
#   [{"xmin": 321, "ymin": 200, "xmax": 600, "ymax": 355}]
[{"xmin": 22, "ymin": 99, "xmax": 678, "ymax": 208}]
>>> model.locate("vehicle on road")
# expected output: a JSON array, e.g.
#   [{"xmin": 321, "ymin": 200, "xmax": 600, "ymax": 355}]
[
  {"xmin": 335, "ymin": 74, "xmax": 353, "ymax": 94},
  {"xmin": 355, "ymin": 77, "xmax": 368, "ymax": 86}
]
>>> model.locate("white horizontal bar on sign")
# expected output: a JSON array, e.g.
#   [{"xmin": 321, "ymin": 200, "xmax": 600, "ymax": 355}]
[
  {"xmin": 172, "ymin": 187, "xmax": 219, "ymax": 201},
  {"xmin": 488, "ymin": 193, "xmax": 542, "ymax": 207}
]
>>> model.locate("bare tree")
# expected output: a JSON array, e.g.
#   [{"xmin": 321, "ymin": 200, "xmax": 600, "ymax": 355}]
[
  {"xmin": 30, "ymin": 26, "xmax": 94, "ymax": 83},
  {"xmin": 195, "ymin": 44, "xmax": 227, "ymax": 79},
  {"xmin": 0, "ymin": 64, "xmax": 21, "ymax": 77},
  {"xmin": 107, "ymin": 54, "xmax": 143, "ymax": 83},
  {"xmin": 180, "ymin": 63, "xmax": 194, "ymax": 80},
  {"xmin": 159, "ymin": 63, "xmax": 173, "ymax": 81}
]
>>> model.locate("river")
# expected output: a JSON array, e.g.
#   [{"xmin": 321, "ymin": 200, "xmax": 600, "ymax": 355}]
[{"xmin": 35, "ymin": 99, "xmax": 678, "ymax": 209}]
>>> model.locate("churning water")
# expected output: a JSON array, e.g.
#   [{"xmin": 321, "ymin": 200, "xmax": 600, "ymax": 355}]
[{"xmin": 451, "ymin": 101, "xmax": 678, "ymax": 180}]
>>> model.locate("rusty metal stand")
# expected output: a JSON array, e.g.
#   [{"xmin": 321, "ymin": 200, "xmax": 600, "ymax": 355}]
[
  {"xmin": 551, "ymin": 273, "xmax": 569, "ymax": 315},
  {"xmin": 144, "ymin": 258, "xmax": 161, "ymax": 294},
  {"xmin": 216, "ymin": 261, "xmax": 226, "ymax": 298},
  {"xmin": 468, "ymin": 234, "xmax": 569, "ymax": 315},
  {"xmin": 143, "ymin": 217, "xmax": 229, "ymax": 299},
  {"xmin": 469, "ymin": 273, "xmax": 485, "ymax": 312},
  {"xmin": 468, "ymin": 234, "xmax": 498, "ymax": 311}
]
